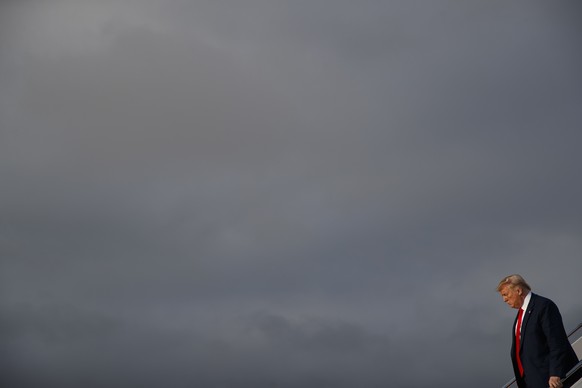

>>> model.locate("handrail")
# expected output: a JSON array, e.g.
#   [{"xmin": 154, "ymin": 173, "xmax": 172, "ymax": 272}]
[
  {"xmin": 567, "ymin": 322, "xmax": 582, "ymax": 338},
  {"xmin": 561, "ymin": 360, "xmax": 582, "ymax": 388},
  {"xmin": 501, "ymin": 321, "xmax": 582, "ymax": 388}
]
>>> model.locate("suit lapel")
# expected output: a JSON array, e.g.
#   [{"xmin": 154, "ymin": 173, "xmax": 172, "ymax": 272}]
[
  {"xmin": 512, "ymin": 312, "xmax": 519, "ymax": 348},
  {"xmin": 519, "ymin": 293, "xmax": 536, "ymax": 350}
]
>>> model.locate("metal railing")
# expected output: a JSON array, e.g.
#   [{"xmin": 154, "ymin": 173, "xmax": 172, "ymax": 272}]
[
  {"xmin": 561, "ymin": 359, "xmax": 582, "ymax": 388},
  {"xmin": 502, "ymin": 321, "xmax": 582, "ymax": 388}
]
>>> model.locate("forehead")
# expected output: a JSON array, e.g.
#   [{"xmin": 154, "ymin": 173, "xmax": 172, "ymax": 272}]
[{"xmin": 499, "ymin": 284, "xmax": 514, "ymax": 294}]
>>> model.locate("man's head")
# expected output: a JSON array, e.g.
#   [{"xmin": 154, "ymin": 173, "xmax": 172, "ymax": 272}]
[{"xmin": 497, "ymin": 274, "xmax": 531, "ymax": 309}]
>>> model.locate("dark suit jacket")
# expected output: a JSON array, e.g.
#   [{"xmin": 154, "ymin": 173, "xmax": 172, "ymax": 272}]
[{"xmin": 511, "ymin": 293, "xmax": 579, "ymax": 388}]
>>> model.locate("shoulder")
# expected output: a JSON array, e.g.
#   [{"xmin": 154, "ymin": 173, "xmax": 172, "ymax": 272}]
[
  {"xmin": 531, "ymin": 293, "xmax": 561, "ymax": 315},
  {"xmin": 531, "ymin": 293, "xmax": 555, "ymax": 306}
]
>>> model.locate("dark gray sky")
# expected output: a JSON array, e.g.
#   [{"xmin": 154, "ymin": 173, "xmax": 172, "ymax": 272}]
[{"xmin": 1, "ymin": 1, "xmax": 581, "ymax": 387}]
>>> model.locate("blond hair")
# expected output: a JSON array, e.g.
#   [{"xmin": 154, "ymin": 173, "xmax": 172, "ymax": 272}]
[{"xmin": 496, "ymin": 274, "xmax": 531, "ymax": 292}]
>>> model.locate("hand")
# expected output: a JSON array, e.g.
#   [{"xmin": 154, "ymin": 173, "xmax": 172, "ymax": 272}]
[{"xmin": 548, "ymin": 376, "xmax": 562, "ymax": 388}]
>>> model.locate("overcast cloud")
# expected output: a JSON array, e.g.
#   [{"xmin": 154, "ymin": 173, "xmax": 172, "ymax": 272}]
[{"xmin": 1, "ymin": 1, "xmax": 582, "ymax": 387}]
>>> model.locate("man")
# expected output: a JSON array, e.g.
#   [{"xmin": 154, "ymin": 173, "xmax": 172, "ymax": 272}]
[{"xmin": 497, "ymin": 274, "xmax": 578, "ymax": 388}]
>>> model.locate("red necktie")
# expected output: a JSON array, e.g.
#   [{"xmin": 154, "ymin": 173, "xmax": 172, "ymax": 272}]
[{"xmin": 515, "ymin": 308, "xmax": 524, "ymax": 377}]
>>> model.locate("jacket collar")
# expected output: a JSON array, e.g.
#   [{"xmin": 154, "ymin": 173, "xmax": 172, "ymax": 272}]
[{"xmin": 518, "ymin": 293, "xmax": 537, "ymax": 349}]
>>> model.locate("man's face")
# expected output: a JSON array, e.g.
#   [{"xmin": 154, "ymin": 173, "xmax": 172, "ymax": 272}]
[{"xmin": 499, "ymin": 285, "xmax": 524, "ymax": 309}]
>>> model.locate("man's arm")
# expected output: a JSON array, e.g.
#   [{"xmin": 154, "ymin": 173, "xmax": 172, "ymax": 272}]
[
  {"xmin": 548, "ymin": 375, "xmax": 562, "ymax": 388},
  {"xmin": 541, "ymin": 300, "xmax": 571, "ymax": 377}
]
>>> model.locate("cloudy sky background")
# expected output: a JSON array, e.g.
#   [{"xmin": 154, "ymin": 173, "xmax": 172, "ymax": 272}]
[{"xmin": 1, "ymin": 1, "xmax": 581, "ymax": 387}]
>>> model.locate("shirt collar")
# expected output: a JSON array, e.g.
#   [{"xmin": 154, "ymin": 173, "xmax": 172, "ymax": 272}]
[{"xmin": 521, "ymin": 291, "xmax": 532, "ymax": 312}]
